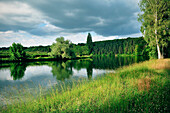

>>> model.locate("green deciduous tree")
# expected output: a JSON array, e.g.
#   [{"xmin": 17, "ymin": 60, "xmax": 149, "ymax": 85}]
[
  {"xmin": 9, "ymin": 43, "xmax": 26, "ymax": 61},
  {"xmin": 138, "ymin": 0, "xmax": 169, "ymax": 59},
  {"xmin": 86, "ymin": 33, "xmax": 93, "ymax": 54},
  {"xmin": 72, "ymin": 45, "xmax": 89, "ymax": 56},
  {"xmin": 49, "ymin": 37, "xmax": 75, "ymax": 59}
]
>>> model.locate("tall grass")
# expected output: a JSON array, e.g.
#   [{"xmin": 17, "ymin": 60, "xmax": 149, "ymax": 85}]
[{"xmin": 1, "ymin": 59, "xmax": 169, "ymax": 113}]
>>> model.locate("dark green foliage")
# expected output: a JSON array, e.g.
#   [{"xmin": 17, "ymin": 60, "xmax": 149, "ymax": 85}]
[
  {"xmin": 135, "ymin": 45, "xmax": 139, "ymax": 55},
  {"xmin": 72, "ymin": 45, "xmax": 89, "ymax": 56},
  {"xmin": 92, "ymin": 37, "xmax": 147, "ymax": 56},
  {"xmin": 164, "ymin": 41, "xmax": 170, "ymax": 58},
  {"xmin": 9, "ymin": 43, "xmax": 26, "ymax": 61},
  {"xmin": 86, "ymin": 33, "xmax": 93, "ymax": 54},
  {"xmin": 148, "ymin": 46, "xmax": 158, "ymax": 59},
  {"xmin": 25, "ymin": 45, "xmax": 51, "ymax": 52}
]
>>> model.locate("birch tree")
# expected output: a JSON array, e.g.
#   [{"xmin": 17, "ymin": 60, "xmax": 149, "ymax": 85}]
[{"xmin": 138, "ymin": 0, "xmax": 169, "ymax": 59}]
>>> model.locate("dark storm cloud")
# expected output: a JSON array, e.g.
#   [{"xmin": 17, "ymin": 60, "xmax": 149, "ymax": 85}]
[{"xmin": 0, "ymin": 0, "xmax": 140, "ymax": 36}]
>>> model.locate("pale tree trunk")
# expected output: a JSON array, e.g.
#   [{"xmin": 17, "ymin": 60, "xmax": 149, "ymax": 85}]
[
  {"xmin": 156, "ymin": 40, "xmax": 162, "ymax": 59},
  {"xmin": 155, "ymin": 10, "xmax": 163, "ymax": 59}
]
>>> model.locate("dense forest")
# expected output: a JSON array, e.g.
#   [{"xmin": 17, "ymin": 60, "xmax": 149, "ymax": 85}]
[{"xmin": 92, "ymin": 37, "xmax": 147, "ymax": 56}]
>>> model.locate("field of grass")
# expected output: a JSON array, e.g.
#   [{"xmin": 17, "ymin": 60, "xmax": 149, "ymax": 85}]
[{"xmin": 1, "ymin": 59, "xmax": 169, "ymax": 113}]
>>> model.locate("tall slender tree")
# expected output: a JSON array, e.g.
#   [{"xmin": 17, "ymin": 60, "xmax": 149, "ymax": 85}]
[
  {"xmin": 138, "ymin": 0, "xmax": 169, "ymax": 59},
  {"xmin": 86, "ymin": 33, "xmax": 93, "ymax": 54}
]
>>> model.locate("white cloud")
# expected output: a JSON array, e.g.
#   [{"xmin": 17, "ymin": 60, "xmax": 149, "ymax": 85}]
[
  {"xmin": 0, "ymin": 30, "xmax": 56, "ymax": 47},
  {"xmin": 0, "ymin": 1, "xmax": 44, "ymax": 28}
]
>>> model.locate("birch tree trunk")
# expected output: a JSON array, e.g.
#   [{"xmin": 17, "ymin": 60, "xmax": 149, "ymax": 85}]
[
  {"xmin": 156, "ymin": 39, "xmax": 162, "ymax": 59},
  {"xmin": 155, "ymin": 11, "xmax": 163, "ymax": 59}
]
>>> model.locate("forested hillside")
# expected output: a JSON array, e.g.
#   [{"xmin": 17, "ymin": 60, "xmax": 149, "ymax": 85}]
[
  {"xmin": 92, "ymin": 37, "xmax": 148, "ymax": 56},
  {"xmin": 24, "ymin": 45, "xmax": 51, "ymax": 52},
  {"xmin": 0, "ymin": 45, "xmax": 51, "ymax": 52}
]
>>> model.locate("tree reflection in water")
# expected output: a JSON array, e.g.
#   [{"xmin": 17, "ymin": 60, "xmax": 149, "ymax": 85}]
[
  {"xmin": 51, "ymin": 61, "xmax": 73, "ymax": 81},
  {"xmin": 7, "ymin": 56, "xmax": 146, "ymax": 81},
  {"xmin": 10, "ymin": 63, "xmax": 27, "ymax": 80},
  {"xmin": 70, "ymin": 60, "xmax": 93, "ymax": 80},
  {"xmin": 86, "ymin": 61, "xmax": 93, "ymax": 80}
]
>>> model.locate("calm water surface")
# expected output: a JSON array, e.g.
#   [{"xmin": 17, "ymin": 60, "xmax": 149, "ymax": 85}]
[{"xmin": 0, "ymin": 56, "xmax": 146, "ymax": 106}]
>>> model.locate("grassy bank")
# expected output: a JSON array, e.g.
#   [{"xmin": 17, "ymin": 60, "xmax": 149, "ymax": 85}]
[
  {"xmin": 1, "ymin": 59, "xmax": 170, "ymax": 113},
  {"xmin": 0, "ymin": 52, "xmax": 92, "ymax": 63}
]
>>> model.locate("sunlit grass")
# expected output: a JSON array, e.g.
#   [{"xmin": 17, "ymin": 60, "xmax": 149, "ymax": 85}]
[{"xmin": 1, "ymin": 59, "xmax": 169, "ymax": 113}]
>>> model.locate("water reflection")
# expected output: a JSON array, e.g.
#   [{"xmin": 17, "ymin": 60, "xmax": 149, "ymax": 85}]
[
  {"xmin": 66, "ymin": 60, "xmax": 93, "ymax": 80},
  {"xmin": 10, "ymin": 63, "xmax": 27, "ymax": 80},
  {"xmin": 51, "ymin": 61, "xmax": 73, "ymax": 81},
  {"xmin": 92, "ymin": 56, "xmax": 145, "ymax": 69},
  {"xmin": 86, "ymin": 61, "xmax": 93, "ymax": 80},
  {"xmin": 0, "ymin": 56, "xmax": 147, "ymax": 81}
]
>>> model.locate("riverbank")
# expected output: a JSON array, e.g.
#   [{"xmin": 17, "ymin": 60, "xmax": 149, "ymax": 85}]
[
  {"xmin": 1, "ymin": 59, "xmax": 169, "ymax": 113},
  {"xmin": 0, "ymin": 52, "xmax": 143, "ymax": 63},
  {"xmin": 0, "ymin": 55, "xmax": 93, "ymax": 63}
]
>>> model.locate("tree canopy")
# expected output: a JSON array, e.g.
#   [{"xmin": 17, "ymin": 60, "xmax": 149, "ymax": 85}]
[
  {"xmin": 49, "ymin": 37, "xmax": 75, "ymax": 59},
  {"xmin": 138, "ymin": 0, "xmax": 169, "ymax": 59},
  {"xmin": 86, "ymin": 33, "xmax": 93, "ymax": 54},
  {"xmin": 9, "ymin": 43, "xmax": 26, "ymax": 61},
  {"xmin": 92, "ymin": 37, "xmax": 148, "ymax": 57}
]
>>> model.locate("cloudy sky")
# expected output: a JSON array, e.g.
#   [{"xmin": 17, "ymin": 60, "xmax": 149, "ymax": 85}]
[{"xmin": 0, "ymin": 0, "xmax": 142, "ymax": 47}]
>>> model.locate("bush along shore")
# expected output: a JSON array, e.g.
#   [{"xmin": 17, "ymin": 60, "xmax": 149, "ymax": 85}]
[
  {"xmin": 0, "ymin": 55, "xmax": 93, "ymax": 63},
  {"xmin": 1, "ymin": 59, "xmax": 170, "ymax": 113}
]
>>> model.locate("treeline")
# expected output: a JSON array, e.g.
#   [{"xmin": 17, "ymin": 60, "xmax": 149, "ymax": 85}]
[
  {"xmin": 92, "ymin": 37, "xmax": 169, "ymax": 58},
  {"xmin": 0, "ymin": 45, "xmax": 51, "ymax": 58},
  {"xmin": 24, "ymin": 45, "xmax": 51, "ymax": 52},
  {"xmin": 92, "ymin": 37, "xmax": 148, "ymax": 56},
  {"xmin": 0, "ymin": 46, "xmax": 51, "ymax": 53},
  {"xmin": 1, "ymin": 36, "xmax": 169, "ymax": 61},
  {"xmin": 0, "ymin": 37, "xmax": 153, "ymax": 59}
]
